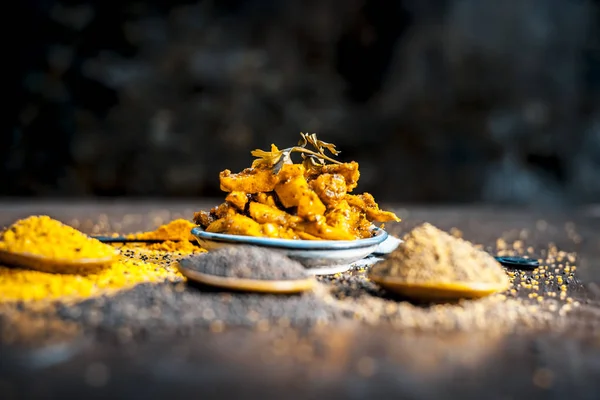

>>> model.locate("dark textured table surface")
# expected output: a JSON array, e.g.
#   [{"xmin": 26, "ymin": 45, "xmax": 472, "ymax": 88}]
[{"xmin": 1, "ymin": 200, "xmax": 599, "ymax": 400}]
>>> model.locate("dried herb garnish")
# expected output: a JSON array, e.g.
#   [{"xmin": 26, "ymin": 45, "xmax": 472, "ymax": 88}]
[{"xmin": 251, "ymin": 133, "xmax": 341, "ymax": 174}]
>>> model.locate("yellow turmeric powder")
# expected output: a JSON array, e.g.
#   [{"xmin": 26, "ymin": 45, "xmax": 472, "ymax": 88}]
[
  {"xmin": 0, "ymin": 215, "xmax": 117, "ymax": 261},
  {"xmin": 0, "ymin": 216, "xmax": 199, "ymax": 304},
  {"xmin": 0, "ymin": 257, "xmax": 183, "ymax": 303},
  {"xmin": 118, "ymin": 240, "xmax": 206, "ymax": 254},
  {"xmin": 126, "ymin": 218, "xmax": 197, "ymax": 241}
]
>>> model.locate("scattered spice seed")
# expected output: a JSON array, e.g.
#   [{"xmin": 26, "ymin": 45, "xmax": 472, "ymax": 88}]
[
  {"xmin": 314, "ymin": 280, "xmax": 566, "ymax": 333},
  {"xmin": 45, "ymin": 281, "xmax": 342, "ymax": 340},
  {"xmin": 178, "ymin": 246, "xmax": 309, "ymax": 281},
  {"xmin": 369, "ymin": 223, "xmax": 509, "ymax": 286}
]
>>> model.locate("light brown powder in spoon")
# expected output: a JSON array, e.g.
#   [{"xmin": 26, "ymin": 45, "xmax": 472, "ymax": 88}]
[{"xmin": 370, "ymin": 223, "xmax": 509, "ymax": 285}]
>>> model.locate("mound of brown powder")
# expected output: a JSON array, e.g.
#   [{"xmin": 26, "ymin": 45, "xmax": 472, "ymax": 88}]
[{"xmin": 369, "ymin": 223, "xmax": 509, "ymax": 286}]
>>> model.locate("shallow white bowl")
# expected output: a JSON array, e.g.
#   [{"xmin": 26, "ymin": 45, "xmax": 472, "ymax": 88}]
[{"xmin": 191, "ymin": 226, "xmax": 393, "ymax": 275}]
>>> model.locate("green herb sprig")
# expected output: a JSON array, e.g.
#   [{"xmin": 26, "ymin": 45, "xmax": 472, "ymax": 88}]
[{"xmin": 251, "ymin": 133, "xmax": 341, "ymax": 174}]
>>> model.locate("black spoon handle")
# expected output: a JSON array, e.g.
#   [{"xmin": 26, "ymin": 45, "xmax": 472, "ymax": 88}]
[
  {"xmin": 494, "ymin": 256, "xmax": 539, "ymax": 269},
  {"xmin": 92, "ymin": 236, "xmax": 166, "ymax": 243}
]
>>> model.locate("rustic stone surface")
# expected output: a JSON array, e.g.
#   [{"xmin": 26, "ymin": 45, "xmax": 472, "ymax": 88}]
[{"xmin": 0, "ymin": 202, "xmax": 599, "ymax": 398}]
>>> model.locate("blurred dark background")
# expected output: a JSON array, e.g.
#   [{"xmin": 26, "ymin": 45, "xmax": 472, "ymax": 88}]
[{"xmin": 9, "ymin": 0, "xmax": 600, "ymax": 205}]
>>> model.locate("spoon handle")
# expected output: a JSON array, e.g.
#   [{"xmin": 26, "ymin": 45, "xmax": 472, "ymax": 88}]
[
  {"xmin": 494, "ymin": 256, "xmax": 539, "ymax": 269},
  {"xmin": 92, "ymin": 236, "xmax": 166, "ymax": 243}
]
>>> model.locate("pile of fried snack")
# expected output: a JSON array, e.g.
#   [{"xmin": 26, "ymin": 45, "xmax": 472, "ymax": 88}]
[{"xmin": 194, "ymin": 134, "xmax": 400, "ymax": 240}]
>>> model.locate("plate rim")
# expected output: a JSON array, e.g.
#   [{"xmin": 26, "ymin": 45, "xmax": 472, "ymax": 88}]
[{"xmin": 191, "ymin": 226, "xmax": 388, "ymax": 250}]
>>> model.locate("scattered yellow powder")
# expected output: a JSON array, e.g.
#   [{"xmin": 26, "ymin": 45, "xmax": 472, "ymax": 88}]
[
  {"xmin": 145, "ymin": 240, "xmax": 205, "ymax": 253},
  {"xmin": 0, "ymin": 215, "xmax": 117, "ymax": 261},
  {"xmin": 0, "ymin": 257, "xmax": 182, "ymax": 303},
  {"xmin": 370, "ymin": 223, "xmax": 510, "ymax": 286},
  {"xmin": 117, "ymin": 240, "xmax": 206, "ymax": 254},
  {"xmin": 126, "ymin": 219, "xmax": 197, "ymax": 241}
]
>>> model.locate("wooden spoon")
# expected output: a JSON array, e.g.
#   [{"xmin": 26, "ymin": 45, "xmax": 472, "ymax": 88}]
[
  {"xmin": 0, "ymin": 248, "xmax": 119, "ymax": 274},
  {"xmin": 367, "ymin": 272, "xmax": 509, "ymax": 302},
  {"xmin": 176, "ymin": 262, "xmax": 316, "ymax": 294}
]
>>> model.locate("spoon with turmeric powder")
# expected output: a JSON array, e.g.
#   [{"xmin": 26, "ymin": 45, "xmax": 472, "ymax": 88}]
[{"xmin": 0, "ymin": 216, "xmax": 119, "ymax": 273}]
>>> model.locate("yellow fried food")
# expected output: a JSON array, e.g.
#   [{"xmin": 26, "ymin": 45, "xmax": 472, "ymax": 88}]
[
  {"xmin": 225, "ymin": 191, "xmax": 249, "ymax": 211},
  {"xmin": 220, "ymin": 168, "xmax": 280, "ymax": 193},
  {"xmin": 194, "ymin": 133, "xmax": 400, "ymax": 240},
  {"xmin": 248, "ymin": 202, "xmax": 302, "ymax": 226},
  {"xmin": 309, "ymin": 173, "xmax": 347, "ymax": 205},
  {"xmin": 206, "ymin": 213, "xmax": 298, "ymax": 239},
  {"xmin": 274, "ymin": 164, "xmax": 326, "ymax": 219},
  {"xmin": 324, "ymin": 199, "xmax": 373, "ymax": 239},
  {"xmin": 254, "ymin": 192, "xmax": 278, "ymax": 208},
  {"xmin": 193, "ymin": 202, "xmax": 236, "ymax": 228},
  {"xmin": 206, "ymin": 214, "xmax": 264, "ymax": 237},
  {"xmin": 305, "ymin": 161, "xmax": 360, "ymax": 192},
  {"xmin": 295, "ymin": 218, "xmax": 356, "ymax": 241},
  {"xmin": 345, "ymin": 193, "xmax": 400, "ymax": 222}
]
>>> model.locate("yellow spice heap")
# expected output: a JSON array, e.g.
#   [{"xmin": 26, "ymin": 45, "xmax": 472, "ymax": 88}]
[
  {"xmin": 126, "ymin": 218, "xmax": 197, "ymax": 242},
  {"xmin": 0, "ymin": 215, "xmax": 116, "ymax": 260},
  {"xmin": 122, "ymin": 218, "xmax": 204, "ymax": 253},
  {"xmin": 118, "ymin": 240, "xmax": 206, "ymax": 254}
]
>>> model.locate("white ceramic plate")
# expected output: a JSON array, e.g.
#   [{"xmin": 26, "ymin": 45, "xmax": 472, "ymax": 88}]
[{"xmin": 191, "ymin": 226, "xmax": 395, "ymax": 275}]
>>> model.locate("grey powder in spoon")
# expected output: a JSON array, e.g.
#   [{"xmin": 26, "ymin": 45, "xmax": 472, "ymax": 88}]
[{"xmin": 179, "ymin": 246, "xmax": 310, "ymax": 281}]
